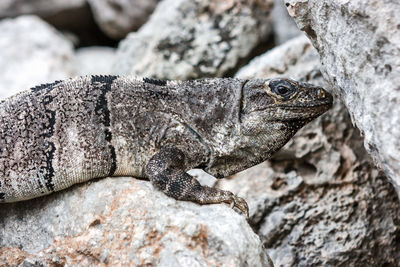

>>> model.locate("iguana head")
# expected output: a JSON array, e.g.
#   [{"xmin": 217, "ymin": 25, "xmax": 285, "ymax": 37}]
[
  {"xmin": 240, "ymin": 78, "xmax": 333, "ymax": 136},
  {"xmin": 202, "ymin": 78, "xmax": 333, "ymax": 178}
]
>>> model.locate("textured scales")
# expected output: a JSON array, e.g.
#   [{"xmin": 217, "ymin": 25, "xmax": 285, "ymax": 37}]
[{"xmin": 0, "ymin": 75, "xmax": 332, "ymax": 216}]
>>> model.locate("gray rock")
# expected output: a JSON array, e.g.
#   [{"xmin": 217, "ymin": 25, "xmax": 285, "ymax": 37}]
[
  {"xmin": 284, "ymin": 0, "xmax": 400, "ymax": 196},
  {"xmin": 0, "ymin": 16, "xmax": 75, "ymax": 100},
  {"xmin": 0, "ymin": 0, "xmax": 85, "ymax": 17},
  {"xmin": 230, "ymin": 35, "xmax": 400, "ymax": 265},
  {"xmin": 271, "ymin": 0, "xmax": 301, "ymax": 45},
  {"xmin": 112, "ymin": 0, "xmax": 274, "ymax": 79},
  {"xmin": 87, "ymin": 0, "xmax": 159, "ymax": 39},
  {"xmin": 0, "ymin": 178, "xmax": 272, "ymax": 267},
  {"xmin": 235, "ymin": 35, "xmax": 318, "ymax": 81},
  {"xmin": 74, "ymin": 46, "xmax": 116, "ymax": 76}
]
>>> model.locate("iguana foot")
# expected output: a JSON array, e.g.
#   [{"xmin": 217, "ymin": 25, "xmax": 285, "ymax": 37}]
[
  {"xmin": 190, "ymin": 185, "xmax": 249, "ymax": 217},
  {"xmin": 146, "ymin": 147, "xmax": 249, "ymax": 217},
  {"xmin": 204, "ymin": 186, "xmax": 249, "ymax": 217}
]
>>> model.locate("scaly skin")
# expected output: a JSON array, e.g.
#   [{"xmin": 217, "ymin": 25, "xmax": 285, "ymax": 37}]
[{"xmin": 0, "ymin": 76, "xmax": 332, "ymax": 216}]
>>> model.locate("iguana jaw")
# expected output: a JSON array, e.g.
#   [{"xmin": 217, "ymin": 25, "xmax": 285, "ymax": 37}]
[{"xmin": 264, "ymin": 100, "xmax": 333, "ymax": 121}]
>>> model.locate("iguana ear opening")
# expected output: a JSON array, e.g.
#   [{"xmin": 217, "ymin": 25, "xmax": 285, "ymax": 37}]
[{"xmin": 241, "ymin": 79, "xmax": 275, "ymax": 114}]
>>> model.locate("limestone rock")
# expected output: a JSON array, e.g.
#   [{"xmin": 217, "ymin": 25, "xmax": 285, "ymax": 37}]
[
  {"xmin": 0, "ymin": 178, "xmax": 272, "ymax": 267},
  {"xmin": 230, "ymin": 35, "xmax": 400, "ymax": 265},
  {"xmin": 284, "ymin": 0, "xmax": 400, "ymax": 196},
  {"xmin": 87, "ymin": 0, "xmax": 159, "ymax": 39},
  {"xmin": 0, "ymin": 16, "xmax": 75, "ymax": 100},
  {"xmin": 0, "ymin": 0, "xmax": 86, "ymax": 17},
  {"xmin": 112, "ymin": 0, "xmax": 274, "ymax": 79},
  {"xmin": 74, "ymin": 47, "xmax": 116, "ymax": 76},
  {"xmin": 236, "ymin": 35, "xmax": 317, "ymax": 81},
  {"xmin": 271, "ymin": 0, "xmax": 301, "ymax": 45}
]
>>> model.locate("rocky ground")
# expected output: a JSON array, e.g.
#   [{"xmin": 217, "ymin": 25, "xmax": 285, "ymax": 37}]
[{"xmin": 0, "ymin": 0, "xmax": 399, "ymax": 266}]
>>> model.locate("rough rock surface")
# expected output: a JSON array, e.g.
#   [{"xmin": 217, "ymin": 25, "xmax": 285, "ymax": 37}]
[
  {"xmin": 271, "ymin": 0, "xmax": 301, "ymax": 45},
  {"xmin": 0, "ymin": 16, "xmax": 75, "ymax": 100},
  {"xmin": 0, "ymin": 178, "xmax": 272, "ymax": 267},
  {"xmin": 112, "ymin": 0, "xmax": 274, "ymax": 79},
  {"xmin": 0, "ymin": 0, "xmax": 86, "ymax": 17},
  {"xmin": 230, "ymin": 35, "xmax": 400, "ymax": 266},
  {"xmin": 74, "ymin": 47, "xmax": 116, "ymax": 76},
  {"xmin": 87, "ymin": 0, "xmax": 159, "ymax": 39},
  {"xmin": 284, "ymin": 0, "xmax": 400, "ymax": 196},
  {"xmin": 0, "ymin": 0, "xmax": 156, "ymax": 40},
  {"xmin": 236, "ymin": 35, "xmax": 316, "ymax": 81}
]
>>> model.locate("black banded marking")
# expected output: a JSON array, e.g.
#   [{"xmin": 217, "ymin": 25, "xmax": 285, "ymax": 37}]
[
  {"xmin": 43, "ymin": 142, "xmax": 56, "ymax": 191},
  {"xmin": 40, "ymin": 92, "xmax": 57, "ymax": 192},
  {"xmin": 143, "ymin": 77, "xmax": 167, "ymax": 86},
  {"xmin": 238, "ymin": 79, "xmax": 249, "ymax": 124},
  {"xmin": 92, "ymin": 75, "xmax": 118, "ymax": 176},
  {"xmin": 92, "ymin": 75, "xmax": 118, "ymax": 127},
  {"xmin": 0, "ymin": 192, "xmax": 4, "ymax": 200},
  {"xmin": 32, "ymin": 79, "xmax": 61, "ymax": 191},
  {"xmin": 31, "ymin": 80, "xmax": 62, "ymax": 92},
  {"xmin": 108, "ymin": 146, "xmax": 117, "ymax": 176}
]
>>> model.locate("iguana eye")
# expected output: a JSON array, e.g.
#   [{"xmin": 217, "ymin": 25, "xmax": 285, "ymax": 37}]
[
  {"xmin": 268, "ymin": 80, "xmax": 297, "ymax": 99},
  {"xmin": 275, "ymin": 85, "xmax": 290, "ymax": 95}
]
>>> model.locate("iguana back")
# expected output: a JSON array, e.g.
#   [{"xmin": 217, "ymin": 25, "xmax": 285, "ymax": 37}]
[{"xmin": 0, "ymin": 75, "xmax": 243, "ymax": 202}]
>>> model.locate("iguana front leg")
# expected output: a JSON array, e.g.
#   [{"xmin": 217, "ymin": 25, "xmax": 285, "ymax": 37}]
[{"xmin": 146, "ymin": 147, "xmax": 249, "ymax": 217}]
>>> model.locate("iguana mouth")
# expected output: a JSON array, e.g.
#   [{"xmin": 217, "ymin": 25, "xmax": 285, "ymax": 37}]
[
  {"xmin": 244, "ymin": 101, "xmax": 332, "ymax": 122},
  {"xmin": 280, "ymin": 104, "xmax": 332, "ymax": 120},
  {"xmin": 274, "ymin": 102, "xmax": 332, "ymax": 110},
  {"xmin": 249, "ymin": 101, "xmax": 332, "ymax": 117}
]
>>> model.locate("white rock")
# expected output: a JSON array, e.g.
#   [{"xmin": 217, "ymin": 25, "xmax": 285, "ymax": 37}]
[
  {"xmin": 74, "ymin": 47, "xmax": 116, "ymax": 76},
  {"xmin": 0, "ymin": 16, "xmax": 75, "ymax": 100},
  {"xmin": 112, "ymin": 0, "xmax": 274, "ymax": 79},
  {"xmin": 236, "ymin": 34, "xmax": 318, "ymax": 81},
  {"xmin": 187, "ymin": 169, "xmax": 217, "ymax": 188},
  {"xmin": 271, "ymin": 0, "xmax": 302, "ymax": 45},
  {"xmin": 87, "ymin": 0, "xmax": 159, "ymax": 39},
  {"xmin": 0, "ymin": 0, "xmax": 85, "ymax": 17},
  {"xmin": 0, "ymin": 178, "xmax": 272, "ymax": 266},
  {"xmin": 284, "ymin": 0, "xmax": 400, "ymax": 196}
]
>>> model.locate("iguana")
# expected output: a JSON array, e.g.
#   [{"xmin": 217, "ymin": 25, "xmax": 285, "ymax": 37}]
[{"xmin": 0, "ymin": 76, "xmax": 332, "ymax": 216}]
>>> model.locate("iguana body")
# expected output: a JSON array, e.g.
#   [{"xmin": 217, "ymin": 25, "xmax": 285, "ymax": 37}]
[{"xmin": 0, "ymin": 76, "xmax": 332, "ymax": 215}]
